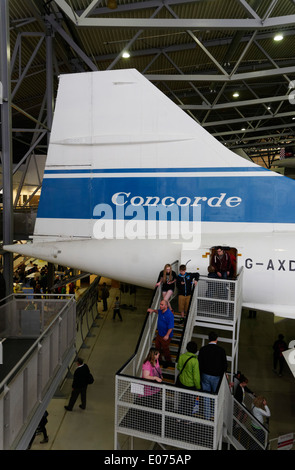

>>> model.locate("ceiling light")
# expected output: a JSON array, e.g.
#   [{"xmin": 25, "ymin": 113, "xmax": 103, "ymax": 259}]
[
  {"xmin": 122, "ymin": 51, "xmax": 130, "ymax": 59},
  {"xmin": 107, "ymin": 0, "xmax": 117, "ymax": 9},
  {"xmin": 233, "ymin": 92, "xmax": 239, "ymax": 98},
  {"xmin": 274, "ymin": 34, "xmax": 283, "ymax": 41}
]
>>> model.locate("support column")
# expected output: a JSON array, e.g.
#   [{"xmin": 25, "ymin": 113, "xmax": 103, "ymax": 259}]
[
  {"xmin": 46, "ymin": 22, "xmax": 54, "ymax": 143},
  {"xmin": 0, "ymin": 0, "xmax": 13, "ymax": 295}
]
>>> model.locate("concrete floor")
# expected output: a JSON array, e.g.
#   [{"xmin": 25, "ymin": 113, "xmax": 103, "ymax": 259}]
[{"xmin": 29, "ymin": 285, "xmax": 295, "ymax": 451}]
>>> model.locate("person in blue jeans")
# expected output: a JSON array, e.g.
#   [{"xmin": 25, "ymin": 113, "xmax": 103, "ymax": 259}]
[
  {"xmin": 147, "ymin": 300, "xmax": 174, "ymax": 368},
  {"xmin": 198, "ymin": 331, "xmax": 228, "ymax": 420}
]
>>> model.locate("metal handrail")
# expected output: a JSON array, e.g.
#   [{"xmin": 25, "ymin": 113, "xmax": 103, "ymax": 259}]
[{"xmin": 0, "ymin": 293, "xmax": 75, "ymax": 390}]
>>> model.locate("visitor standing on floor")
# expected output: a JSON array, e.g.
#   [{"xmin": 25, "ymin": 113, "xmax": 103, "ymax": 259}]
[
  {"xmin": 101, "ymin": 282, "xmax": 109, "ymax": 311},
  {"xmin": 272, "ymin": 334, "xmax": 288, "ymax": 376},
  {"xmin": 64, "ymin": 357, "xmax": 93, "ymax": 411},
  {"xmin": 113, "ymin": 296, "xmax": 122, "ymax": 321}
]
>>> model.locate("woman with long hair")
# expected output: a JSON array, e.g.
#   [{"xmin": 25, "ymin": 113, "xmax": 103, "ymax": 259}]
[
  {"xmin": 251, "ymin": 395, "xmax": 271, "ymax": 446},
  {"xmin": 156, "ymin": 263, "xmax": 176, "ymax": 310},
  {"xmin": 142, "ymin": 348, "xmax": 163, "ymax": 383},
  {"xmin": 137, "ymin": 348, "xmax": 163, "ymax": 409}
]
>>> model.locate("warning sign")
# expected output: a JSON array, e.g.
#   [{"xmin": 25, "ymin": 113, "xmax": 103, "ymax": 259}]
[{"xmin": 277, "ymin": 433, "xmax": 294, "ymax": 450}]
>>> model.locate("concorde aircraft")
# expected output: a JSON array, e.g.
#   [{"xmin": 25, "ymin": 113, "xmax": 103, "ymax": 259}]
[{"xmin": 4, "ymin": 69, "xmax": 295, "ymax": 319}]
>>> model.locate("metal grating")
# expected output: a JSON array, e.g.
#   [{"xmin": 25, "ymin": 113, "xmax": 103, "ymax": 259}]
[
  {"xmin": 196, "ymin": 277, "xmax": 236, "ymax": 323},
  {"xmin": 116, "ymin": 376, "xmax": 220, "ymax": 450}
]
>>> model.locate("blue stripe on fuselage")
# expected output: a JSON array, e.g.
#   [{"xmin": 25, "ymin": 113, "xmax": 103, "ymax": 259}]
[
  {"xmin": 44, "ymin": 166, "xmax": 268, "ymax": 175},
  {"xmin": 37, "ymin": 172, "xmax": 295, "ymax": 223}
]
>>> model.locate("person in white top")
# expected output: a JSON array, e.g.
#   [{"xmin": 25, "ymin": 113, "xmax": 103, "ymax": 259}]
[
  {"xmin": 252, "ymin": 396, "xmax": 271, "ymax": 427},
  {"xmin": 251, "ymin": 395, "xmax": 271, "ymax": 447}
]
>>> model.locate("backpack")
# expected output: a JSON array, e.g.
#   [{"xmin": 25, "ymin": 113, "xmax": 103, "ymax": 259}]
[{"xmin": 87, "ymin": 373, "xmax": 94, "ymax": 384}]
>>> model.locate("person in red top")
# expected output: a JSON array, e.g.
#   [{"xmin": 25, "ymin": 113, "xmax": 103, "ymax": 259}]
[{"xmin": 211, "ymin": 247, "xmax": 232, "ymax": 279}]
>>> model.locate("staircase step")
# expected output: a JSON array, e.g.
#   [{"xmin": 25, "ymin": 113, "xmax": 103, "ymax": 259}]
[
  {"xmin": 152, "ymin": 341, "xmax": 180, "ymax": 352},
  {"xmin": 151, "ymin": 311, "xmax": 185, "ymax": 385}
]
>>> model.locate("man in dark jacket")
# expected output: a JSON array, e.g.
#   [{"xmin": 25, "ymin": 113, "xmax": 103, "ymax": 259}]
[
  {"xmin": 64, "ymin": 357, "xmax": 91, "ymax": 411},
  {"xmin": 198, "ymin": 331, "xmax": 228, "ymax": 420},
  {"xmin": 198, "ymin": 331, "xmax": 228, "ymax": 393}
]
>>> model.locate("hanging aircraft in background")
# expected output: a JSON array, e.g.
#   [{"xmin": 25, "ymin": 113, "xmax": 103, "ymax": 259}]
[{"xmin": 4, "ymin": 69, "xmax": 295, "ymax": 319}]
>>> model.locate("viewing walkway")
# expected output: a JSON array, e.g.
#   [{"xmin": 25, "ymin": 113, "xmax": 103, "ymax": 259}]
[{"xmin": 0, "ymin": 293, "xmax": 76, "ymax": 449}]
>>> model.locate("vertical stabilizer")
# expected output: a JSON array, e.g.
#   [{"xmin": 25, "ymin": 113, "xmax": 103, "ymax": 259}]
[{"xmin": 34, "ymin": 69, "xmax": 295, "ymax": 243}]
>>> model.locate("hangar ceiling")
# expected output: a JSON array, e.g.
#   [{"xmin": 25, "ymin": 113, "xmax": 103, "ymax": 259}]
[{"xmin": 2, "ymin": 0, "xmax": 295, "ymax": 169}]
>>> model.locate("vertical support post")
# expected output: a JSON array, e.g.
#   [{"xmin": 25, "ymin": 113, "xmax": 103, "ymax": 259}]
[
  {"xmin": 58, "ymin": 316, "xmax": 63, "ymax": 364},
  {"xmin": 3, "ymin": 385, "xmax": 10, "ymax": 450},
  {"xmin": 37, "ymin": 343, "xmax": 43, "ymax": 401},
  {"xmin": 45, "ymin": 22, "xmax": 54, "ymax": 144},
  {"xmin": 0, "ymin": 0, "xmax": 13, "ymax": 295},
  {"xmin": 114, "ymin": 376, "xmax": 118, "ymax": 449},
  {"xmin": 23, "ymin": 368, "xmax": 28, "ymax": 423}
]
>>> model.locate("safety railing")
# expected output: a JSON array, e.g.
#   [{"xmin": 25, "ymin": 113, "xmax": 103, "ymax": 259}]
[
  {"xmin": 196, "ymin": 269, "xmax": 244, "ymax": 325},
  {"xmin": 176, "ymin": 285, "xmax": 198, "ymax": 359},
  {"xmin": 115, "ymin": 373, "xmax": 230, "ymax": 450},
  {"xmin": 123, "ymin": 259, "xmax": 182, "ymax": 383},
  {"xmin": 0, "ymin": 293, "xmax": 76, "ymax": 449},
  {"xmin": 115, "ymin": 363, "xmax": 270, "ymax": 451},
  {"xmin": 0, "ymin": 294, "xmax": 75, "ymax": 339},
  {"xmin": 75, "ymin": 276, "xmax": 100, "ymax": 350},
  {"xmin": 192, "ymin": 269, "xmax": 244, "ymax": 380},
  {"xmin": 230, "ymin": 397, "xmax": 269, "ymax": 450},
  {"xmin": 122, "ymin": 284, "xmax": 162, "ymax": 380}
]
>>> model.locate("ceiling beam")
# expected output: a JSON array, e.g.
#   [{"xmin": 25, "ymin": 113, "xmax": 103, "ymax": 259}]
[
  {"xmin": 53, "ymin": 1, "xmax": 295, "ymax": 30},
  {"xmin": 145, "ymin": 66, "xmax": 295, "ymax": 82},
  {"xmin": 203, "ymin": 111, "xmax": 295, "ymax": 128},
  {"xmin": 180, "ymin": 95, "xmax": 291, "ymax": 110},
  {"xmin": 213, "ymin": 122, "xmax": 295, "ymax": 136},
  {"xmin": 45, "ymin": 14, "xmax": 98, "ymax": 71}
]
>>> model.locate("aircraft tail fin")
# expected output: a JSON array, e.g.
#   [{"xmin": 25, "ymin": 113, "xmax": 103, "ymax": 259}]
[{"xmin": 34, "ymin": 69, "xmax": 264, "ymax": 241}]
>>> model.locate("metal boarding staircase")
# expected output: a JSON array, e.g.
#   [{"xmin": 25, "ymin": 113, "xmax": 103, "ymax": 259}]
[{"xmin": 115, "ymin": 266, "xmax": 270, "ymax": 450}]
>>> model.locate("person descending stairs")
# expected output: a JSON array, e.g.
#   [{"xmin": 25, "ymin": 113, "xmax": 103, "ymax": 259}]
[{"xmin": 151, "ymin": 301, "xmax": 185, "ymax": 384}]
